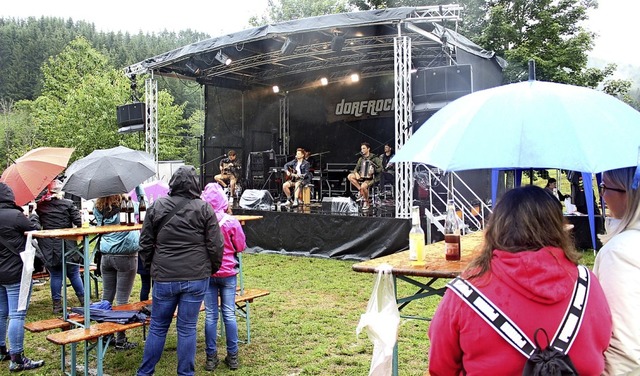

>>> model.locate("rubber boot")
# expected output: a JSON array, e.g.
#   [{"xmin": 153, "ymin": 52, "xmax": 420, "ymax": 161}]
[
  {"xmin": 224, "ymin": 352, "xmax": 239, "ymax": 370},
  {"xmin": 52, "ymin": 300, "xmax": 63, "ymax": 314},
  {"xmin": 205, "ymin": 351, "xmax": 219, "ymax": 371},
  {"xmin": 9, "ymin": 352, "xmax": 44, "ymax": 372},
  {"xmin": 0, "ymin": 345, "xmax": 9, "ymax": 361}
]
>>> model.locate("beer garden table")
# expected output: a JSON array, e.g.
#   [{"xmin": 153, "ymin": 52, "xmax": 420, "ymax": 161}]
[
  {"xmin": 28, "ymin": 215, "xmax": 263, "ymax": 376},
  {"xmin": 351, "ymin": 231, "xmax": 483, "ymax": 376}
]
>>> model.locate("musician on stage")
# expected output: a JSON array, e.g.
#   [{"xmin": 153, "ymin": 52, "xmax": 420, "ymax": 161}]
[
  {"xmin": 347, "ymin": 142, "xmax": 382, "ymax": 210},
  {"xmin": 282, "ymin": 148, "xmax": 311, "ymax": 208},
  {"xmin": 214, "ymin": 150, "xmax": 241, "ymax": 197},
  {"xmin": 379, "ymin": 143, "xmax": 395, "ymax": 192}
]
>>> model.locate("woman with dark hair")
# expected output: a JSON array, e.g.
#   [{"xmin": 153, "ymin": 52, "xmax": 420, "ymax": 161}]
[
  {"xmin": 428, "ymin": 185, "xmax": 612, "ymax": 375},
  {"xmin": 593, "ymin": 166, "xmax": 640, "ymax": 374},
  {"xmin": 35, "ymin": 179, "xmax": 84, "ymax": 314}
]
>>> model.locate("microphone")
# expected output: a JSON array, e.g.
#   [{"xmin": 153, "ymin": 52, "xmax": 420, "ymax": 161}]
[{"xmin": 355, "ymin": 152, "xmax": 362, "ymax": 156}]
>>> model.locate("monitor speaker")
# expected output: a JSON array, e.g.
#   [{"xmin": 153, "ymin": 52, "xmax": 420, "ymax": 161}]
[{"xmin": 117, "ymin": 103, "xmax": 146, "ymax": 127}]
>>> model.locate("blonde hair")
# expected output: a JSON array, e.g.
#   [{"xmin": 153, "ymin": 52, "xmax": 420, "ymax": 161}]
[
  {"xmin": 95, "ymin": 194, "xmax": 123, "ymax": 212},
  {"xmin": 599, "ymin": 167, "xmax": 640, "ymax": 244}
]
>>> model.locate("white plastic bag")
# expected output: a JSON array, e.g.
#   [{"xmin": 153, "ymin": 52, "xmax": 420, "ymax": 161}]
[
  {"xmin": 356, "ymin": 264, "xmax": 400, "ymax": 376},
  {"xmin": 18, "ymin": 232, "xmax": 36, "ymax": 311}
]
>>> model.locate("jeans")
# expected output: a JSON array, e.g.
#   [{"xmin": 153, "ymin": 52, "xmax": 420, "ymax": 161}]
[
  {"xmin": 49, "ymin": 264, "xmax": 84, "ymax": 301},
  {"xmin": 204, "ymin": 276, "xmax": 238, "ymax": 356},
  {"xmin": 0, "ymin": 281, "xmax": 32, "ymax": 355},
  {"xmin": 101, "ymin": 254, "xmax": 137, "ymax": 342},
  {"xmin": 137, "ymin": 278, "xmax": 209, "ymax": 376},
  {"xmin": 139, "ymin": 273, "xmax": 151, "ymax": 301}
]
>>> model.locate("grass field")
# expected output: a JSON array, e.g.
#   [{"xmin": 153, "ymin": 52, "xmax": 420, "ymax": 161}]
[{"xmin": 20, "ymin": 247, "xmax": 596, "ymax": 376}]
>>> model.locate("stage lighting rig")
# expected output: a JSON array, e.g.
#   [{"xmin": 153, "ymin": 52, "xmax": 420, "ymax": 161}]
[{"xmin": 215, "ymin": 50, "xmax": 232, "ymax": 65}]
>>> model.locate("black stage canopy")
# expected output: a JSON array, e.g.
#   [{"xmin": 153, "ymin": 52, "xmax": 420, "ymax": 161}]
[{"xmin": 125, "ymin": 7, "xmax": 505, "ymax": 93}]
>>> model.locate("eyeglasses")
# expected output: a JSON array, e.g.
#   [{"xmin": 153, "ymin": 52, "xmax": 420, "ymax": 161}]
[{"xmin": 599, "ymin": 183, "xmax": 626, "ymax": 194}]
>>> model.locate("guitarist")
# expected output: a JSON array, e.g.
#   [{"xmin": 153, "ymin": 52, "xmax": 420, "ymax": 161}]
[
  {"xmin": 282, "ymin": 148, "xmax": 311, "ymax": 208},
  {"xmin": 214, "ymin": 150, "xmax": 241, "ymax": 198}
]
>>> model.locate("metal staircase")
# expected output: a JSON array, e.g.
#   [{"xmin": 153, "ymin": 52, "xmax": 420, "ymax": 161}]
[{"xmin": 414, "ymin": 163, "xmax": 492, "ymax": 237}]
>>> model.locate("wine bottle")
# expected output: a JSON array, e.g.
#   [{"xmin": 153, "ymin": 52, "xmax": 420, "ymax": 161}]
[
  {"xmin": 444, "ymin": 199, "xmax": 461, "ymax": 261},
  {"xmin": 119, "ymin": 197, "xmax": 128, "ymax": 225},
  {"xmin": 126, "ymin": 197, "xmax": 135, "ymax": 226},
  {"xmin": 409, "ymin": 206, "xmax": 425, "ymax": 264},
  {"xmin": 138, "ymin": 195, "xmax": 147, "ymax": 223}
]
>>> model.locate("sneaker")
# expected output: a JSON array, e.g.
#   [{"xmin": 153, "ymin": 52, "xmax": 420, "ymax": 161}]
[
  {"xmin": 205, "ymin": 352, "xmax": 219, "ymax": 371},
  {"xmin": 362, "ymin": 203, "xmax": 370, "ymax": 210},
  {"xmin": 291, "ymin": 200, "xmax": 299, "ymax": 208},
  {"xmin": 114, "ymin": 340, "xmax": 137, "ymax": 351},
  {"xmin": 224, "ymin": 352, "xmax": 239, "ymax": 370},
  {"xmin": 9, "ymin": 355, "xmax": 44, "ymax": 372},
  {"xmin": 32, "ymin": 279, "xmax": 46, "ymax": 286}
]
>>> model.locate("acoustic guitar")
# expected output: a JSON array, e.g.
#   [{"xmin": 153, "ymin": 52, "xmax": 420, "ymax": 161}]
[{"xmin": 285, "ymin": 166, "xmax": 303, "ymax": 182}]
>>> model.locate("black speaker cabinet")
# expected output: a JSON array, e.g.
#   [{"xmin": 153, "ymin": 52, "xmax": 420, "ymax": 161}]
[{"xmin": 117, "ymin": 103, "xmax": 146, "ymax": 127}]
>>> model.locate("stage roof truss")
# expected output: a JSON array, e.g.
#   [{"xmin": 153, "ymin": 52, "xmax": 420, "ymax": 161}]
[{"xmin": 124, "ymin": 6, "xmax": 477, "ymax": 92}]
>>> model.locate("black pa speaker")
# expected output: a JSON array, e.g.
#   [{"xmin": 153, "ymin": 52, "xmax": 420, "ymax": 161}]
[{"xmin": 117, "ymin": 102, "xmax": 146, "ymax": 127}]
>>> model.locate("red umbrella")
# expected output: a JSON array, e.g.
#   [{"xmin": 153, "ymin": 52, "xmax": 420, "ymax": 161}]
[{"xmin": 0, "ymin": 147, "xmax": 75, "ymax": 205}]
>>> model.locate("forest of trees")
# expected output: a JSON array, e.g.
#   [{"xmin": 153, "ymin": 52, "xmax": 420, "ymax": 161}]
[{"xmin": 1, "ymin": 0, "xmax": 636, "ymax": 171}]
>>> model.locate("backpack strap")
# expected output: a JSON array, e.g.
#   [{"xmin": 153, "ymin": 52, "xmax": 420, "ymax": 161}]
[{"xmin": 447, "ymin": 264, "xmax": 590, "ymax": 358}]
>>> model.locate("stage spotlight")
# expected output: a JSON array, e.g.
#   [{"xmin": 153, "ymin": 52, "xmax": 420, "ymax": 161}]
[
  {"xmin": 215, "ymin": 50, "xmax": 232, "ymax": 65},
  {"xmin": 320, "ymin": 77, "xmax": 328, "ymax": 86},
  {"xmin": 281, "ymin": 37, "xmax": 298, "ymax": 56},
  {"xmin": 185, "ymin": 59, "xmax": 201, "ymax": 75},
  {"xmin": 350, "ymin": 73, "xmax": 360, "ymax": 82},
  {"xmin": 272, "ymin": 85, "xmax": 280, "ymax": 93},
  {"xmin": 331, "ymin": 35, "xmax": 345, "ymax": 52}
]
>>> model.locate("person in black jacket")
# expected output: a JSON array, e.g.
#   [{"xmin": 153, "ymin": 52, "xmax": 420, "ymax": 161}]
[
  {"xmin": 137, "ymin": 166, "xmax": 224, "ymax": 376},
  {"xmin": 35, "ymin": 179, "xmax": 84, "ymax": 314},
  {"xmin": 0, "ymin": 182, "xmax": 45, "ymax": 372}
]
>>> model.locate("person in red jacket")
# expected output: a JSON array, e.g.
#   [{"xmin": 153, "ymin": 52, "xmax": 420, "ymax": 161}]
[{"xmin": 428, "ymin": 185, "xmax": 612, "ymax": 376}]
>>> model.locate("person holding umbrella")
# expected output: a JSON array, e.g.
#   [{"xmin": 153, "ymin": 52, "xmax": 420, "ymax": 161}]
[
  {"xmin": 0, "ymin": 182, "xmax": 45, "ymax": 371},
  {"xmin": 137, "ymin": 166, "xmax": 224, "ymax": 376},
  {"xmin": 34, "ymin": 179, "xmax": 85, "ymax": 314},
  {"xmin": 593, "ymin": 166, "xmax": 640, "ymax": 374}
]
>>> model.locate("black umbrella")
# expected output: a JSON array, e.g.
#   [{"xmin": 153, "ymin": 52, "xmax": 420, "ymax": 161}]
[{"xmin": 62, "ymin": 146, "xmax": 156, "ymax": 199}]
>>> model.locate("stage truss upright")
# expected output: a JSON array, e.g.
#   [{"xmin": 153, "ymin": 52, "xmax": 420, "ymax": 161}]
[
  {"xmin": 145, "ymin": 77, "xmax": 159, "ymax": 169},
  {"xmin": 279, "ymin": 95, "xmax": 290, "ymax": 156},
  {"xmin": 394, "ymin": 35, "xmax": 413, "ymax": 219}
]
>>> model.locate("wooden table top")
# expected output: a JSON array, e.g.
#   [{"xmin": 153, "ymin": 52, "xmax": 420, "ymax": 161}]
[
  {"xmin": 352, "ymin": 231, "xmax": 484, "ymax": 278},
  {"xmin": 28, "ymin": 215, "xmax": 263, "ymax": 240}
]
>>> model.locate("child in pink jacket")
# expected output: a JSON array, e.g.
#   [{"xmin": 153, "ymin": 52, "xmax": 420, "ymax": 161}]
[{"xmin": 201, "ymin": 183, "xmax": 247, "ymax": 371}]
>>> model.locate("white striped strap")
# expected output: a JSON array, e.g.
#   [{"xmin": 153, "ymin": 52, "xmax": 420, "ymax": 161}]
[{"xmin": 446, "ymin": 264, "xmax": 590, "ymax": 359}]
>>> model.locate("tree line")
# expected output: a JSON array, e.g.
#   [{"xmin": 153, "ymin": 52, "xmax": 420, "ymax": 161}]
[{"xmin": 1, "ymin": 0, "xmax": 636, "ymax": 171}]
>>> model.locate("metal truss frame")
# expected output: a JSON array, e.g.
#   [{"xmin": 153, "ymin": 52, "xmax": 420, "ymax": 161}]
[
  {"xmin": 394, "ymin": 35, "xmax": 413, "ymax": 219},
  {"xmin": 144, "ymin": 77, "xmax": 158, "ymax": 167},
  {"xmin": 279, "ymin": 95, "xmax": 290, "ymax": 156}
]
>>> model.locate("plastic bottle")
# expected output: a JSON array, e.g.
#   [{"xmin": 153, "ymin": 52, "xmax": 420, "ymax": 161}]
[
  {"xmin": 119, "ymin": 197, "xmax": 128, "ymax": 225},
  {"xmin": 82, "ymin": 209, "xmax": 90, "ymax": 228},
  {"xmin": 409, "ymin": 206, "xmax": 425, "ymax": 265},
  {"xmin": 444, "ymin": 199, "xmax": 461, "ymax": 261},
  {"xmin": 138, "ymin": 195, "xmax": 147, "ymax": 223}
]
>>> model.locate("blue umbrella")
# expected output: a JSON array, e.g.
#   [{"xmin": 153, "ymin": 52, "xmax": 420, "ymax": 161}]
[
  {"xmin": 393, "ymin": 79, "xmax": 640, "ymax": 249},
  {"xmin": 393, "ymin": 80, "xmax": 640, "ymax": 172}
]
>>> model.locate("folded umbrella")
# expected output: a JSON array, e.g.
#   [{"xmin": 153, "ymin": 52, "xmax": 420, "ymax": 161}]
[
  {"xmin": 62, "ymin": 146, "xmax": 156, "ymax": 199},
  {"xmin": 0, "ymin": 147, "xmax": 75, "ymax": 206}
]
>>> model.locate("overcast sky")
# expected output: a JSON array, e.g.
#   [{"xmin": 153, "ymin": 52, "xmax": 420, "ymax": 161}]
[{"xmin": 1, "ymin": 0, "xmax": 637, "ymax": 66}]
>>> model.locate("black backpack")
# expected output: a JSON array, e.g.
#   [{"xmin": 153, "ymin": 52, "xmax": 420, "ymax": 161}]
[{"xmin": 447, "ymin": 265, "xmax": 589, "ymax": 376}]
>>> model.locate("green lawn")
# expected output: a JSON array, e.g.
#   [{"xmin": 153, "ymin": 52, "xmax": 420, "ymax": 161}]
[{"xmin": 21, "ymin": 248, "xmax": 596, "ymax": 376}]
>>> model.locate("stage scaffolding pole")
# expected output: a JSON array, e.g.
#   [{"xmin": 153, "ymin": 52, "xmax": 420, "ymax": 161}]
[
  {"xmin": 279, "ymin": 95, "xmax": 290, "ymax": 156},
  {"xmin": 145, "ymin": 76, "xmax": 159, "ymax": 176},
  {"xmin": 394, "ymin": 34, "xmax": 413, "ymax": 219}
]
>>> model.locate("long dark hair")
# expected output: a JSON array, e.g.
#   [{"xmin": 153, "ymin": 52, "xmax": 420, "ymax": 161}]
[{"xmin": 466, "ymin": 185, "xmax": 580, "ymax": 280}]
